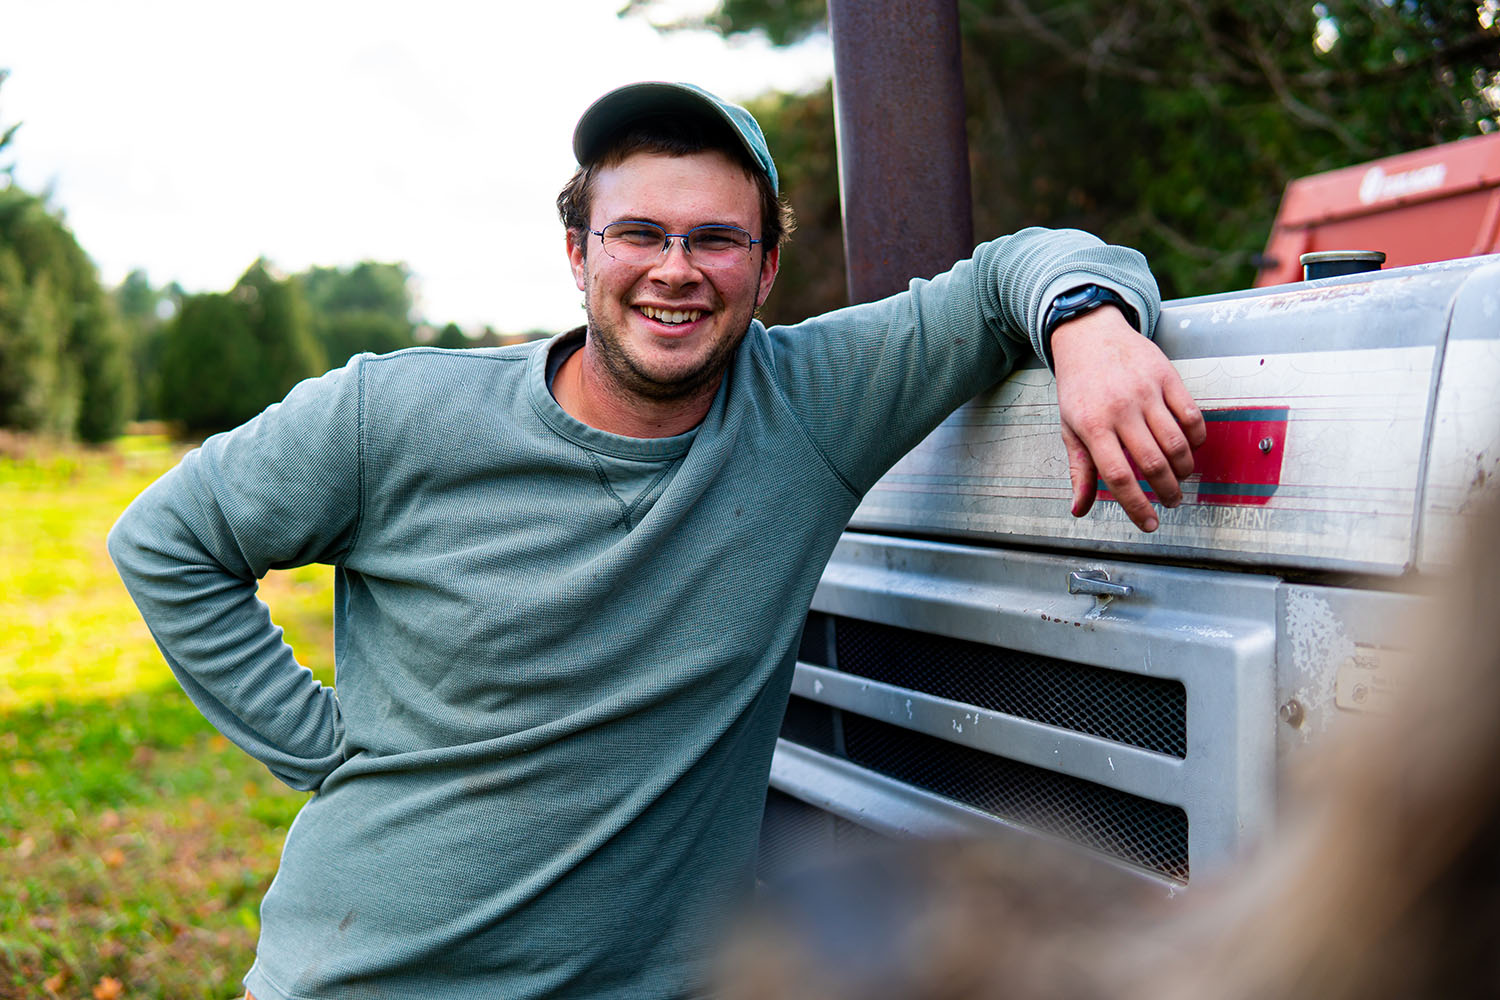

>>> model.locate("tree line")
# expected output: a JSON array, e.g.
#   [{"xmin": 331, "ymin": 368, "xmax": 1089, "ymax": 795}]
[
  {"xmin": 126, "ymin": 259, "xmax": 411, "ymax": 434},
  {"xmin": 0, "ymin": 71, "xmax": 545, "ymax": 442}
]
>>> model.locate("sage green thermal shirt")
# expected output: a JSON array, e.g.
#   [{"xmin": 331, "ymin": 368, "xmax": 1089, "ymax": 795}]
[{"xmin": 108, "ymin": 229, "xmax": 1159, "ymax": 999}]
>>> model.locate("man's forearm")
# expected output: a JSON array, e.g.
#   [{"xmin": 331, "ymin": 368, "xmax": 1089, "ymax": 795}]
[
  {"xmin": 107, "ymin": 362, "xmax": 366, "ymax": 788},
  {"xmin": 109, "ymin": 468, "xmax": 346, "ymax": 789}
]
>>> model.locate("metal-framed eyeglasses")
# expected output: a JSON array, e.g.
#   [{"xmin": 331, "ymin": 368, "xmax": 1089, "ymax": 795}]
[{"xmin": 589, "ymin": 221, "xmax": 761, "ymax": 269}]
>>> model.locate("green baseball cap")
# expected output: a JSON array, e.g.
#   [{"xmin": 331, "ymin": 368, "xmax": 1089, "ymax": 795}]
[{"xmin": 572, "ymin": 81, "xmax": 779, "ymax": 195}]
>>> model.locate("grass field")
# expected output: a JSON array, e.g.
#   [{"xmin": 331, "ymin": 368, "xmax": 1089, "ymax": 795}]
[{"xmin": 1, "ymin": 434, "xmax": 336, "ymax": 999}]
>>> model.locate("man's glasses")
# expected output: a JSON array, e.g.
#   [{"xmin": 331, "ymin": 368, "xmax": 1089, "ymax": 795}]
[{"xmin": 589, "ymin": 221, "xmax": 761, "ymax": 269}]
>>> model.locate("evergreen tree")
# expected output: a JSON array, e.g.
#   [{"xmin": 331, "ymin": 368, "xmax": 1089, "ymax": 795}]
[
  {"xmin": 235, "ymin": 259, "xmax": 325, "ymax": 396},
  {"xmin": 156, "ymin": 292, "xmax": 260, "ymax": 433},
  {"xmin": 72, "ymin": 291, "xmax": 133, "ymax": 442},
  {"xmin": 156, "ymin": 261, "xmax": 324, "ymax": 434},
  {"xmin": 0, "ymin": 71, "xmax": 132, "ymax": 441},
  {"xmin": 0, "ymin": 241, "xmax": 65, "ymax": 432},
  {"xmin": 114, "ymin": 269, "xmax": 174, "ymax": 421},
  {"xmin": 0, "ymin": 187, "xmax": 132, "ymax": 441},
  {"xmin": 299, "ymin": 260, "xmax": 418, "ymax": 363},
  {"xmin": 433, "ymin": 322, "xmax": 470, "ymax": 350}
]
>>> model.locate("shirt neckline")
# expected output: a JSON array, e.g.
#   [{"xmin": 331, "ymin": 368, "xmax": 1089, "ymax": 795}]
[{"xmin": 528, "ymin": 328, "xmax": 701, "ymax": 462}]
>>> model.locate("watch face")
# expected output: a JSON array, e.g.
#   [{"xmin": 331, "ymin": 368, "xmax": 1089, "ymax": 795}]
[
  {"xmin": 1043, "ymin": 285, "xmax": 1139, "ymax": 353},
  {"xmin": 1057, "ymin": 285, "xmax": 1103, "ymax": 310}
]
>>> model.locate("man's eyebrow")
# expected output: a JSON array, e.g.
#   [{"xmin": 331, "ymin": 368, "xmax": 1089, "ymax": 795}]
[{"xmin": 608, "ymin": 216, "xmax": 748, "ymax": 230}]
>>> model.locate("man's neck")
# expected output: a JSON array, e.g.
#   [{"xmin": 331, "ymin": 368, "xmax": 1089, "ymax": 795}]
[{"xmin": 552, "ymin": 342, "xmax": 718, "ymax": 439}]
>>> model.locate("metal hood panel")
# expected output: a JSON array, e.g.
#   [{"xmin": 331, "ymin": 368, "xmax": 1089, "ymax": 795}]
[{"xmin": 851, "ymin": 258, "xmax": 1499, "ymax": 574}]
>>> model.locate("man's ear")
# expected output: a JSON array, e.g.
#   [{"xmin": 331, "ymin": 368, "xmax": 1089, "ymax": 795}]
[
  {"xmin": 756, "ymin": 243, "xmax": 780, "ymax": 308},
  {"xmin": 567, "ymin": 229, "xmax": 587, "ymax": 292}
]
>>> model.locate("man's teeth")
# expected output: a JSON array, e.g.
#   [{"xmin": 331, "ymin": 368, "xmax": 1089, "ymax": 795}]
[{"xmin": 640, "ymin": 306, "xmax": 704, "ymax": 325}]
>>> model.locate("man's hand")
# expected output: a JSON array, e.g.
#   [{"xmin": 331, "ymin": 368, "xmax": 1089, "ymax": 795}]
[{"xmin": 1051, "ymin": 306, "xmax": 1205, "ymax": 532}]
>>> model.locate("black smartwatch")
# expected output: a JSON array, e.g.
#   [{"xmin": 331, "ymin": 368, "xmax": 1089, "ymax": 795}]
[{"xmin": 1040, "ymin": 284, "xmax": 1140, "ymax": 369}]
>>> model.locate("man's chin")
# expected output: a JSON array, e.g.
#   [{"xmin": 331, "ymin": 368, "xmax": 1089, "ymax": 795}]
[{"xmin": 619, "ymin": 360, "xmax": 726, "ymax": 402}]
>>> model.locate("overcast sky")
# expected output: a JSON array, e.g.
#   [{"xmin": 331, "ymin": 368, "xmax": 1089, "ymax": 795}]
[{"xmin": 0, "ymin": 0, "xmax": 832, "ymax": 333}]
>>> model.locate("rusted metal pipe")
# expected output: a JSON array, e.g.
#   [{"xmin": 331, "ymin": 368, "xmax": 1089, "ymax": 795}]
[{"xmin": 828, "ymin": 0, "xmax": 974, "ymax": 305}]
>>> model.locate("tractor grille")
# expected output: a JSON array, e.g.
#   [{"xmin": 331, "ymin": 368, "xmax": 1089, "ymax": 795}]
[{"xmin": 781, "ymin": 613, "xmax": 1191, "ymax": 881}]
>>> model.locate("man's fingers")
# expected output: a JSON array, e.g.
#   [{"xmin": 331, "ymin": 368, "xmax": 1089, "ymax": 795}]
[
  {"xmin": 1062, "ymin": 422, "xmax": 1098, "ymax": 518},
  {"xmin": 1141, "ymin": 404, "xmax": 1196, "ymax": 493},
  {"xmin": 1087, "ymin": 430, "xmax": 1159, "ymax": 532},
  {"xmin": 1061, "ymin": 401, "xmax": 1165, "ymax": 530},
  {"xmin": 1163, "ymin": 374, "xmax": 1207, "ymax": 449},
  {"xmin": 1118, "ymin": 429, "xmax": 1182, "ymax": 510},
  {"xmin": 1050, "ymin": 307, "xmax": 1205, "ymax": 534}
]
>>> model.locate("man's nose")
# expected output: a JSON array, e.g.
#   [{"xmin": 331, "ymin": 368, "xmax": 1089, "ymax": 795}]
[{"xmin": 649, "ymin": 237, "xmax": 703, "ymax": 280}]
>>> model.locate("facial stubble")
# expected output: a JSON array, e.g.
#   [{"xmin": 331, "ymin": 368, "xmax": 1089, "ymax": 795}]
[{"xmin": 580, "ymin": 261, "xmax": 756, "ymax": 405}]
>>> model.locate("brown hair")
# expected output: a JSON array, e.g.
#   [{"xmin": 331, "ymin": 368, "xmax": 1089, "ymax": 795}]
[{"xmin": 556, "ymin": 112, "xmax": 795, "ymax": 259}]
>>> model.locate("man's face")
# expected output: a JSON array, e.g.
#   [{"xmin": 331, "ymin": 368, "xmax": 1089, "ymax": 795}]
[{"xmin": 567, "ymin": 149, "xmax": 779, "ymax": 404}]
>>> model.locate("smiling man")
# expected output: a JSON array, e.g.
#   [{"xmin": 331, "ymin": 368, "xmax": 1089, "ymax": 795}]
[{"xmin": 110, "ymin": 82, "xmax": 1203, "ymax": 999}]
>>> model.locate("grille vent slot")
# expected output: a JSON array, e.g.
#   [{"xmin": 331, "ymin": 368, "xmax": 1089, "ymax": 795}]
[
  {"xmin": 781, "ymin": 694, "xmax": 837, "ymax": 756},
  {"xmin": 833, "ymin": 616, "xmax": 1186, "ymax": 758},
  {"xmin": 841, "ymin": 714, "xmax": 1189, "ymax": 881}
]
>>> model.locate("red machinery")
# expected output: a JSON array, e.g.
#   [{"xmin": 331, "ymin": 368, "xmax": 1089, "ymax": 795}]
[{"xmin": 1256, "ymin": 131, "xmax": 1500, "ymax": 285}]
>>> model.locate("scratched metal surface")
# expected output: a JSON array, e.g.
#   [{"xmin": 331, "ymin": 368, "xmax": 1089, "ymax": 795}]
[{"xmin": 1417, "ymin": 260, "xmax": 1500, "ymax": 571}]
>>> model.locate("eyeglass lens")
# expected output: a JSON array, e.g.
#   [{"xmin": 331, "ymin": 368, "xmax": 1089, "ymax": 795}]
[{"xmin": 598, "ymin": 222, "xmax": 754, "ymax": 267}]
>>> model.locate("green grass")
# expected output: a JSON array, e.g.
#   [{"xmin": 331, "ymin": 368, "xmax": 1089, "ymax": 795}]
[{"xmin": 0, "ymin": 434, "xmax": 336, "ymax": 999}]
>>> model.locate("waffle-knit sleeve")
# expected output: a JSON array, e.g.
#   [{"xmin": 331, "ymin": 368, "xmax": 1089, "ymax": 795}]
[
  {"xmin": 762, "ymin": 227, "xmax": 1159, "ymax": 495},
  {"xmin": 108, "ymin": 357, "xmax": 365, "ymax": 790}
]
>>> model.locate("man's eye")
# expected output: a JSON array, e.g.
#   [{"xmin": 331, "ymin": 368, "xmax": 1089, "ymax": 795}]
[
  {"xmin": 692, "ymin": 229, "xmax": 746, "ymax": 252},
  {"xmin": 608, "ymin": 225, "xmax": 663, "ymax": 246}
]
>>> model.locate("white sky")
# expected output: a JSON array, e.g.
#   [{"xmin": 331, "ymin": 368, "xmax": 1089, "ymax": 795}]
[{"xmin": 0, "ymin": 0, "xmax": 832, "ymax": 333}]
